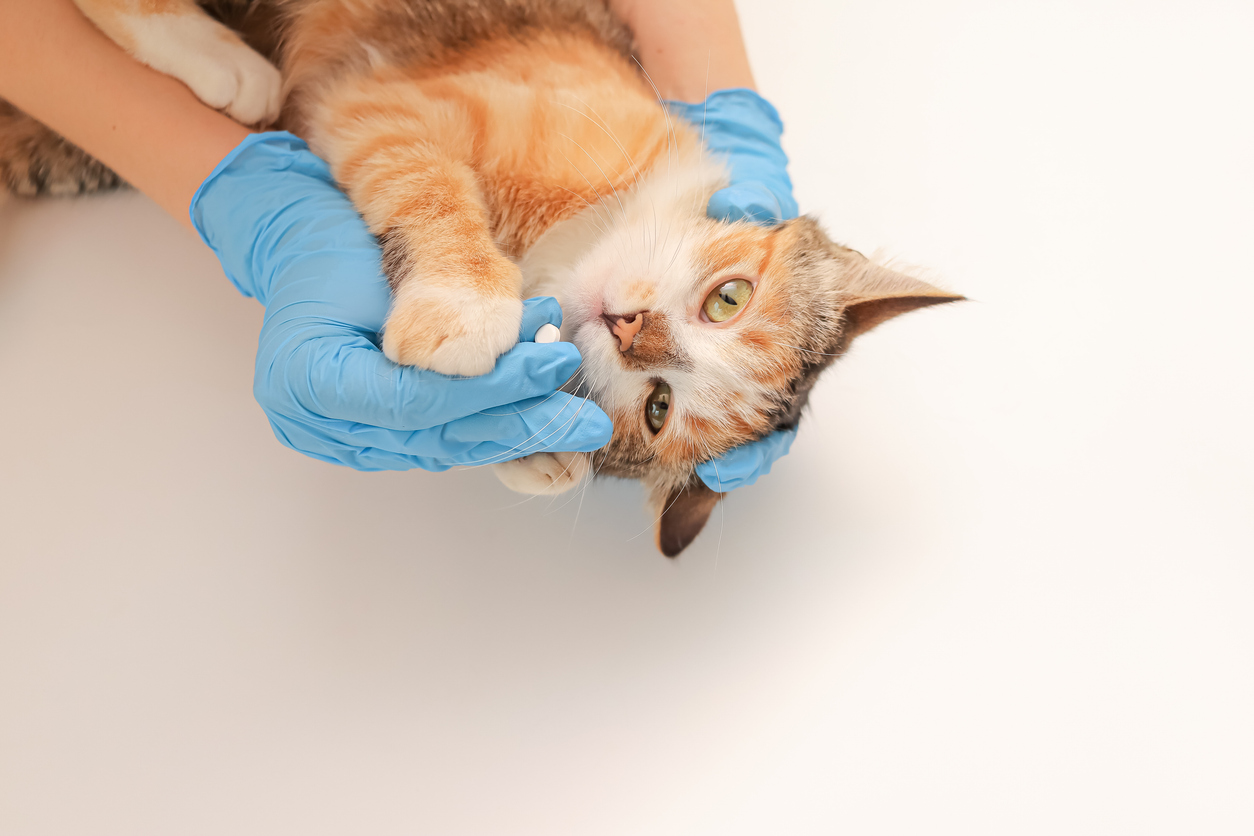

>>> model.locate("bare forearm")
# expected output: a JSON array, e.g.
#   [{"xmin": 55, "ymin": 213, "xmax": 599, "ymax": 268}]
[
  {"xmin": 0, "ymin": 0, "xmax": 248, "ymax": 229},
  {"xmin": 610, "ymin": 0, "xmax": 756, "ymax": 102}
]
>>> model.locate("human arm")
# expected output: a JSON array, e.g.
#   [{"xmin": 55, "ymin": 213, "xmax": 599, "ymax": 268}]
[
  {"xmin": 0, "ymin": 0, "xmax": 248, "ymax": 230},
  {"xmin": 608, "ymin": 0, "xmax": 756, "ymax": 101}
]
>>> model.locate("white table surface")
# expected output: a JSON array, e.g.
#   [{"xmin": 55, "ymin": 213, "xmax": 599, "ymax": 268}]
[{"xmin": 2, "ymin": 1, "xmax": 1251, "ymax": 833}]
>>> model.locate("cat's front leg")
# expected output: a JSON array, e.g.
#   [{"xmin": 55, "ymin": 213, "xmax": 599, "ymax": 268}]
[
  {"xmin": 333, "ymin": 140, "xmax": 522, "ymax": 377},
  {"xmin": 495, "ymin": 452, "xmax": 590, "ymax": 496},
  {"xmin": 380, "ymin": 230, "xmax": 523, "ymax": 377}
]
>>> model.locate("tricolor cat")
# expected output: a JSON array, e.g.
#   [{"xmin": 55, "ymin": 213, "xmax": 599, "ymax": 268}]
[{"xmin": 0, "ymin": 0, "xmax": 963, "ymax": 555}]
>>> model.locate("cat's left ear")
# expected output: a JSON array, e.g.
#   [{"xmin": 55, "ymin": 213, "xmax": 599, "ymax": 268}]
[
  {"xmin": 654, "ymin": 475, "xmax": 725, "ymax": 557},
  {"xmin": 839, "ymin": 260, "xmax": 966, "ymax": 341}
]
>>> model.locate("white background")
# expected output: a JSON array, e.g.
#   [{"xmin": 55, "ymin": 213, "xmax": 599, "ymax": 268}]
[{"xmin": 2, "ymin": 0, "xmax": 1251, "ymax": 833}]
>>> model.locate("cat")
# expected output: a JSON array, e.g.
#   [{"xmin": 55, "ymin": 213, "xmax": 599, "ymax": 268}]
[{"xmin": 0, "ymin": 0, "xmax": 963, "ymax": 556}]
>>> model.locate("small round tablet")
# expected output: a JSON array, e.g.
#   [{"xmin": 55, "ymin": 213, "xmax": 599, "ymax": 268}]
[{"xmin": 534, "ymin": 323, "xmax": 561, "ymax": 344}]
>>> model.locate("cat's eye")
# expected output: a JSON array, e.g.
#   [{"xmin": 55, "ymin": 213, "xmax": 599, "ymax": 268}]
[
  {"xmin": 702, "ymin": 278, "xmax": 754, "ymax": 322},
  {"xmin": 645, "ymin": 383, "xmax": 671, "ymax": 434}
]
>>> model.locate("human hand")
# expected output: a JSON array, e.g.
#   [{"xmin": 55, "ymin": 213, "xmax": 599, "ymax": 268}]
[
  {"xmin": 666, "ymin": 87, "xmax": 799, "ymax": 224},
  {"xmin": 667, "ymin": 88, "xmax": 800, "ymax": 491},
  {"xmin": 190, "ymin": 132, "xmax": 612, "ymax": 471}
]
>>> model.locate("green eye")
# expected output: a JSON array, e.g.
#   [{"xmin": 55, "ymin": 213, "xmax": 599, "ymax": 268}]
[
  {"xmin": 645, "ymin": 382, "xmax": 671, "ymax": 433},
  {"xmin": 702, "ymin": 278, "xmax": 754, "ymax": 322}
]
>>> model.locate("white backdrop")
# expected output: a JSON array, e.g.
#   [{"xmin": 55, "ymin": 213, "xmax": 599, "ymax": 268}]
[{"xmin": 2, "ymin": 1, "xmax": 1251, "ymax": 833}]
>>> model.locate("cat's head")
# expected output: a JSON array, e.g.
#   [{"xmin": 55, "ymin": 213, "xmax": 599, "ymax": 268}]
[{"xmin": 535, "ymin": 153, "xmax": 963, "ymax": 556}]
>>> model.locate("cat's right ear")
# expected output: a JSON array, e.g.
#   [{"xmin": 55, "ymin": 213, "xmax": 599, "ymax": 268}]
[
  {"xmin": 654, "ymin": 475, "xmax": 725, "ymax": 557},
  {"xmin": 780, "ymin": 217, "xmax": 965, "ymax": 341},
  {"xmin": 838, "ymin": 260, "xmax": 966, "ymax": 342}
]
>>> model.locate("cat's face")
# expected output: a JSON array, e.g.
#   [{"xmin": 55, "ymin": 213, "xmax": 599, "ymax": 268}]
[{"xmin": 529, "ymin": 155, "xmax": 962, "ymax": 555}]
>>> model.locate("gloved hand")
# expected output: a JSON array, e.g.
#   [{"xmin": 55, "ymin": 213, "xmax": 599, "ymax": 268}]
[
  {"xmin": 667, "ymin": 89, "xmax": 801, "ymax": 492},
  {"xmin": 694, "ymin": 426, "xmax": 797, "ymax": 492},
  {"xmin": 191, "ymin": 131, "xmax": 612, "ymax": 471},
  {"xmin": 666, "ymin": 87, "xmax": 799, "ymax": 224}
]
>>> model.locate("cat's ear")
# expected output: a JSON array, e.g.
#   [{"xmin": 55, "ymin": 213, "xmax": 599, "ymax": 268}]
[
  {"xmin": 840, "ymin": 261, "xmax": 966, "ymax": 341},
  {"xmin": 654, "ymin": 475, "xmax": 725, "ymax": 557}
]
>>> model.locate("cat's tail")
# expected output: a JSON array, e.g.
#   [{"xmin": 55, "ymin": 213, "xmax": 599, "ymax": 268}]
[{"xmin": 0, "ymin": 100, "xmax": 124, "ymax": 197}]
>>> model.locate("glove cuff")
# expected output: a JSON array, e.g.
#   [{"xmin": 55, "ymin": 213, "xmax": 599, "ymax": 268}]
[
  {"xmin": 664, "ymin": 89, "xmax": 798, "ymax": 223},
  {"xmin": 190, "ymin": 131, "xmax": 327, "ymax": 301},
  {"xmin": 663, "ymin": 88, "xmax": 785, "ymax": 140}
]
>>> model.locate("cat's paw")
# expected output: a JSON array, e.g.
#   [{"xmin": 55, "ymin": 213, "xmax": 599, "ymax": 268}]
[
  {"xmin": 383, "ymin": 277, "xmax": 524, "ymax": 377},
  {"xmin": 124, "ymin": 12, "xmax": 282, "ymax": 125},
  {"xmin": 494, "ymin": 452, "xmax": 590, "ymax": 495}
]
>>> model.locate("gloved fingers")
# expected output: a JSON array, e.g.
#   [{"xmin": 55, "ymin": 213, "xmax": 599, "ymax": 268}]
[
  {"xmin": 192, "ymin": 133, "xmax": 377, "ymax": 303},
  {"xmin": 665, "ymin": 89, "xmax": 799, "ymax": 225},
  {"xmin": 265, "ymin": 414, "xmax": 451, "ymax": 472},
  {"xmin": 264, "ymin": 390, "xmax": 611, "ymax": 466},
  {"xmin": 695, "ymin": 427, "xmax": 798, "ymax": 492},
  {"xmin": 518, "ymin": 296, "xmax": 564, "ymax": 340},
  {"xmin": 268, "ymin": 410, "xmax": 592, "ymax": 474},
  {"xmin": 257, "ymin": 330, "xmax": 588, "ymax": 432},
  {"xmin": 708, "ymin": 182, "xmax": 787, "ymax": 225},
  {"xmin": 439, "ymin": 392, "xmax": 612, "ymax": 459}
]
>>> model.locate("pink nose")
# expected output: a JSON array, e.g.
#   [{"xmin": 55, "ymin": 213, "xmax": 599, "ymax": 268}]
[{"xmin": 603, "ymin": 312, "xmax": 644, "ymax": 352}]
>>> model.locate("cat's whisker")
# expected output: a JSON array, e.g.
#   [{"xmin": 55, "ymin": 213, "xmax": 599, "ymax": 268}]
[
  {"xmin": 555, "ymin": 185, "xmax": 614, "ymax": 237},
  {"xmin": 495, "ymin": 490, "xmax": 553, "ymax": 510},
  {"xmin": 567, "ymin": 477, "xmax": 590, "ymax": 545},
  {"xmin": 556, "ymin": 148, "xmax": 627, "ymax": 228},
  {"xmin": 632, "ymin": 56, "xmax": 678, "ymax": 186},
  {"xmin": 779, "ymin": 343, "xmax": 849, "ymax": 359},
  {"xmin": 452, "ymin": 387, "xmax": 596, "ymax": 468},
  {"xmin": 504, "ymin": 361, "xmax": 617, "ymax": 465},
  {"xmin": 547, "ymin": 422, "xmax": 612, "ymax": 516},
  {"xmin": 662, "ymin": 226, "xmax": 687, "ymax": 275},
  {"xmin": 554, "ymin": 97, "xmax": 646, "ymax": 194},
  {"xmin": 558, "ymin": 132, "xmax": 629, "ymax": 220},
  {"xmin": 625, "ymin": 476, "xmax": 690, "ymax": 543},
  {"xmin": 539, "ymin": 450, "xmax": 592, "ymax": 516},
  {"xmin": 709, "ymin": 457, "xmax": 725, "ymax": 574},
  {"xmin": 477, "ymin": 385, "xmax": 569, "ymax": 416},
  {"xmin": 560, "ymin": 196, "xmax": 613, "ymax": 237}
]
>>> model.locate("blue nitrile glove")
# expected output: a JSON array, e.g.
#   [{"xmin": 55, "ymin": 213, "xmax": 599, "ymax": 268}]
[
  {"xmin": 666, "ymin": 88, "xmax": 799, "ymax": 224},
  {"xmin": 191, "ymin": 132, "xmax": 612, "ymax": 471},
  {"xmin": 694, "ymin": 427, "xmax": 798, "ymax": 492},
  {"xmin": 667, "ymin": 89, "xmax": 801, "ymax": 492}
]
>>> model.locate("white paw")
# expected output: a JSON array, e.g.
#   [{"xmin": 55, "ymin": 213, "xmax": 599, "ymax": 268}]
[
  {"xmin": 383, "ymin": 279, "xmax": 524, "ymax": 377},
  {"xmin": 495, "ymin": 452, "xmax": 590, "ymax": 495},
  {"xmin": 122, "ymin": 12, "xmax": 282, "ymax": 125}
]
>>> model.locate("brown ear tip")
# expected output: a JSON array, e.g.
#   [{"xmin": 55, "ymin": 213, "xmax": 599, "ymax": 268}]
[
  {"xmin": 657, "ymin": 530, "xmax": 695, "ymax": 558},
  {"xmin": 654, "ymin": 523, "xmax": 687, "ymax": 557},
  {"xmin": 654, "ymin": 480, "xmax": 725, "ymax": 558}
]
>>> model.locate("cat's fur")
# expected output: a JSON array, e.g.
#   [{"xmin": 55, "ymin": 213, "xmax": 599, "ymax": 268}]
[{"xmin": 0, "ymin": 0, "xmax": 963, "ymax": 555}]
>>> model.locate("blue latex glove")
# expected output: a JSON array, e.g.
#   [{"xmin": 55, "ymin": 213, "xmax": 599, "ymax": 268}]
[
  {"xmin": 693, "ymin": 428, "xmax": 798, "ymax": 493},
  {"xmin": 666, "ymin": 88, "xmax": 799, "ymax": 224},
  {"xmin": 191, "ymin": 132, "xmax": 612, "ymax": 471},
  {"xmin": 667, "ymin": 89, "xmax": 801, "ymax": 492}
]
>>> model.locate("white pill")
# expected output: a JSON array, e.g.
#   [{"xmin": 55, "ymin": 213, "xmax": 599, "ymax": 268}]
[{"xmin": 534, "ymin": 323, "xmax": 561, "ymax": 344}]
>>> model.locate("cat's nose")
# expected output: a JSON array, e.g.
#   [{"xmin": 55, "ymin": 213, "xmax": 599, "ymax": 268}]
[{"xmin": 601, "ymin": 312, "xmax": 646, "ymax": 352}]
